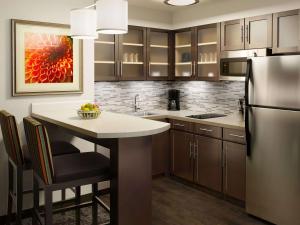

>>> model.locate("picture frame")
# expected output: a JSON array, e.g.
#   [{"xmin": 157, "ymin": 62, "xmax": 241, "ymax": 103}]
[{"xmin": 11, "ymin": 19, "xmax": 83, "ymax": 96}]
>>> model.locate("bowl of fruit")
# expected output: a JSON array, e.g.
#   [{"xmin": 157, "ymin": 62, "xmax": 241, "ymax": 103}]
[{"xmin": 78, "ymin": 103, "xmax": 101, "ymax": 120}]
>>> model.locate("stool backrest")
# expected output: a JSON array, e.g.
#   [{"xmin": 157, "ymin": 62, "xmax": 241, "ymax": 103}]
[
  {"xmin": 23, "ymin": 117, "xmax": 54, "ymax": 185},
  {"xmin": 0, "ymin": 110, "xmax": 24, "ymax": 165}
]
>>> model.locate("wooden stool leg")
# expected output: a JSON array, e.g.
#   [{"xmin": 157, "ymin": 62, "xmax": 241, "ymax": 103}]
[
  {"xmin": 33, "ymin": 176, "xmax": 39, "ymax": 225},
  {"xmin": 44, "ymin": 187, "xmax": 53, "ymax": 225},
  {"xmin": 15, "ymin": 166, "xmax": 23, "ymax": 225},
  {"xmin": 75, "ymin": 186, "xmax": 81, "ymax": 225},
  {"xmin": 6, "ymin": 162, "xmax": 13, "ymax": 225},
  {"xmin": 92, "ymin": 183, "xmax": 98, "ymax": 225}
]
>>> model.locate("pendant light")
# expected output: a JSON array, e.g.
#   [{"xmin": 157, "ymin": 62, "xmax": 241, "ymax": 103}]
[
  {"xmin": 96, "ymin": 0, "xmax": 128, "ymax": 34},
  {"xmin": 70, "ymin": 8, "xmax": 97, "ymax": 39},
  {"xmin": 164, "ymin": 0, "xmax": 199, "ymax": 6},
  {"xmin": 70, "ymin": 0, "xmax": 128, "ymax": 39}
]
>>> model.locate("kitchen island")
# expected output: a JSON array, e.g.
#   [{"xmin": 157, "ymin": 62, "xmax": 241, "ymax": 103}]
[{"xmin": 31, "ymin": 102, "xmax": 170, "ymax": 225}]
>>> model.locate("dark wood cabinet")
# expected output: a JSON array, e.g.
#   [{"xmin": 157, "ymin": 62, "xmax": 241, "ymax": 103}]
[
  {"xmin": 245, "ymin": 14, "xmax": 273, "ymax": 49},
  {"xmin": 147, "ymin": 28, "xmax": 174, "ymax": 81},
  {"xmin": 194, "ymin": 135, "xmax": 222, "ymax": 192},
  {"xmin": 171, "ymin": 129, "xmax": 194, "ymax": 182},
  {"xmin": 223, "ymin": 141, "xmax": 246, "ymax": 201},
  {"xmin": 152, "ymin": 119, "xmax": 170, "ymax": 176},
  {"xmin": 221, "ymin": 19, "xmax": 245, "ymax": 51},
  {"xmin": 273, "ymin": 9, "xmax": 300, "ymax": 54}
]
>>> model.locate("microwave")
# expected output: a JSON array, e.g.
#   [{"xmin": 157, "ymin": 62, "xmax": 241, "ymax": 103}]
[{"xmin": 220, "ymin": 49, "xmax": 270, "ymax": 81}]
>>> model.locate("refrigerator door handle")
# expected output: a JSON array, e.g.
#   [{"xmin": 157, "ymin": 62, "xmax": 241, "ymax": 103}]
[{"xmin": 245, "ymin": 59, "xmax": 252, "ymax": 156}]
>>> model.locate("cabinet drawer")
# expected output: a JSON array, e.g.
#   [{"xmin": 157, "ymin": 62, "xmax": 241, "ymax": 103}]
[
  {"xmin": 171, "ymin": 119, "xmax": 194, "ymax": 132},
  {"xmin": 223, "ymin": 128, "xmax": 245, "ymax": 144},
  {"xmin": 195, "ymin": 124, "xmax": 222, "ymax": 139}
]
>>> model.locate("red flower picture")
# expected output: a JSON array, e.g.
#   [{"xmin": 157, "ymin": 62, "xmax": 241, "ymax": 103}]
[{"xmin": 24, "ymin": 33, "xmax": 73, "ymax": 83}]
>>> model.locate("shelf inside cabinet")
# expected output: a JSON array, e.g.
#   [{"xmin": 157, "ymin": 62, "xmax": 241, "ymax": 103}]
[
  {"xmin": 150, "ymin": 62, "xmax": 169, "ymax": 66},
  {"xmin": 123, "ymin": 43, "xmax": 144, "ymax": 47},
  {"xmin": 123, "ymin": 62, "xmax": 144, "ymax": 65},
  {"xmin": 175, "ymin": 44, "xmax": 191, "ymax": 49},
  {"xmin": 197, "ymin": 42, "xmax": 217, "ymax": 46},
  {"xmin": 176, "ymin": 62, "xmax": 192, "ymax": 65},
  {"xmin": 150, "ymin": 44, "xmax": 169, "ymax": 49},
  {"xmin": 95, "ymin": 61, "xmax": 115, "ymax": 64},
  {"xmin": 198, "ymin": 61, "xmax": 218, "ymax": 65},
  {"xmin": 95, "ymin": 41, "xmax": 115, "ymax": 45}
]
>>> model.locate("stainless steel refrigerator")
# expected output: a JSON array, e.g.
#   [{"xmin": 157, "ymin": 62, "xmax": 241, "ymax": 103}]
[{"xmin": 245, "ymin": 55, "xmax": 300, "ymax": 225}]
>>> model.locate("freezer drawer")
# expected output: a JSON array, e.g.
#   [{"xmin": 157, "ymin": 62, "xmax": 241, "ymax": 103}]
[{"xmin": 246, "ymin": 107, "xmax": 300, "ymax": 225}]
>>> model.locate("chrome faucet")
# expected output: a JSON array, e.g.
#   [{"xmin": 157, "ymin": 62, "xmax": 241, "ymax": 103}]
[{"xmin": 134, "ymin": 94, "xmax": 141, "ymax": 112}]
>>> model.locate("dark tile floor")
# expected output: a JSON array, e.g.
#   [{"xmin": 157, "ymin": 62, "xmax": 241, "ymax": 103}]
[{"xmin": 21, "ymin": 177, "xmax": 269, "ymax": 225}]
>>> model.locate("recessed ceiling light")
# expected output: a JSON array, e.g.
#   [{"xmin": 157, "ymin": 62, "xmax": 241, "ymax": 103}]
[{"xmin": 164, "ymin": 0, "xmax": 199, "ymax": 6}]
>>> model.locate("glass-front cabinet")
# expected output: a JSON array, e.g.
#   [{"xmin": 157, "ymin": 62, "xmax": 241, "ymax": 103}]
[
  {"xmin": 174, "ymin": 28, "xmax": 196, "ymax": 79},
  {"xmin": 147, "ymin": 29, "xmax": 172, "ymax": 80},
  {"xmin": 197, "ymin": 24, "xmax": 220, "ymax": 80},
  {"xmin": 119, "ymin": 26, "xmax": 147, "ymax": 80},
  {"xmin": 94, "ymin": 34, "xmax": 119, "ymax": 81}
]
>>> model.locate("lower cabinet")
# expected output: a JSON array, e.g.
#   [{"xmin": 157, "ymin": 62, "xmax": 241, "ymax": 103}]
[
  {"xmin": 223, "ymin": 141, "xmax": 246, "ymax": 201},
  {"xmin": 171, "ymin": 130, "xmax": 194, "ymax": 182},
  {"xmin": 152, "ymin": 119, "xmax": 170, "ymax": 176},
  {"xmin": 195, "ymin": 135, "xmax": 222, "ymax": 192}
]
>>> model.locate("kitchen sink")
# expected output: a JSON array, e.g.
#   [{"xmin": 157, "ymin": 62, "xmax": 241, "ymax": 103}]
[
  {"xmin": 186, "ymin": 113, "xmax": 226, "ymax": 120},
  {"xmin": 130, "ymin": 111, "xmax": 156, "ymax": 117}
]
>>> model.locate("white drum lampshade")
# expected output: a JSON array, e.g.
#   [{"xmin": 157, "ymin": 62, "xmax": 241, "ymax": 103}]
[
  {"xmin": 96, "ymin": 0, "xmax": 128, "ymax": 34},
  {"xmin": 70, "ymin": 8, "xmax": 97, "ymax": 39}
]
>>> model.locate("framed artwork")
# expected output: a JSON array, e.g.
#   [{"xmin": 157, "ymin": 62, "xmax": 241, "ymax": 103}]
[{"xmin": 11, "ymin": 19, "xmax": 83, "ymax": 96}]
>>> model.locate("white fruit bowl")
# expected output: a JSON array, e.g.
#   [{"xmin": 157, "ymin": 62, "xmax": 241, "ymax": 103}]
[{"xmin": 77, "ymin": 110, "xmax": 100, "ymax": 120}]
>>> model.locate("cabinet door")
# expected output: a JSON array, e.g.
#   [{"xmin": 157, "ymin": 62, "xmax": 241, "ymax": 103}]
[
  {"xmin": 147, "ymin": 29, "xmax": 173, "ymax": 81},
  {"xmin": 119, "ymin": 26, "xmax": 147, "ymax": 80},
  {"xmin": 196, "ymin": 23, "xmax": 220, "ymax": 81},
  {"xmin": 221, "ymin": 19, "xmax": 245, "ymax": 51},
  {"xmin": 174, "ymin": 28, "xmax": 197, "ymax": 79},
  {"xmin": 95, "ymin": 34, "xmax": 119, "ymax": 81},
  {"xmin": 152, "ymin": 119, "xmax": 170, "ymax": 176},
  {"xmin": 195, "ymin": 135, "xmax": 222, "ymax": 192},
  {"xmin": 245, "ymin": 14, "xmax": 273, "ymax": 49},
  {"xmin": 273, "ymin": 10, "xmax": 300, "ymax": 54},
  {"xmin": 223, "ymin": 141, "xmax": 246, "ymax": 201},
  {"xmin": 171, "ymin": 130, "xmax": 194, "ymax": 182}
]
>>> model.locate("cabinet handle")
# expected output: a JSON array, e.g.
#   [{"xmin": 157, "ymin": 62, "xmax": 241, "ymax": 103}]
[
  {"xmin": 174, "ymin": 123, "xmax": 185, "ymax": 127},
  {"xmin": 199, "ymin": 128, "xmax": 213, "ymax": 132},
  {"xmin": 149, "ymin": 63, "xmax": 151, "ymax": 76},
  {"xmin": 120, "ymin": 61, "xmax": 123, "ymax": 77},
  {"xmin": 246, "ymin": 25, "xmax": 249, "ymax": 43},
  {"xmin": 193, "ymin": 61, "xmax": 196, "ymax": 76},
  {"xmin": 229, "ymin": 134, "xmax": 244, "ymax": 139},
  {"xmin": 194, "ymin": 140, "xmax": 199, "ymax": 181},
  {"xmin": 189, "ymin": 142, "xmax": 193, "ymax": 158},
  {"xmin": 241, "ymin": 25, "xmax": 244, "ymax": 43}
]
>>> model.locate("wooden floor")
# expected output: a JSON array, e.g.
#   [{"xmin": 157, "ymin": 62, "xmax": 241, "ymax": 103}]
[
  {"xmin": 21, "ymin": 177, "xmax": 270, "ymax": 225},
  {"xmin": 152, "ymin": 177, "xmax": 270, "ymax": 225}
]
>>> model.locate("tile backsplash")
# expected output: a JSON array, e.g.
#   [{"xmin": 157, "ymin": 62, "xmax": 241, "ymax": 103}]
[{"xmin": 94, "ymin": 81, "xmax": 244, "ymax": 114}]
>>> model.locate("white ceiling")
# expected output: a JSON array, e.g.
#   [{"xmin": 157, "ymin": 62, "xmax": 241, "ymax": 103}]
[{"xmin": 128, "ymin": 0, "xmax": 224, "ymax": 12}]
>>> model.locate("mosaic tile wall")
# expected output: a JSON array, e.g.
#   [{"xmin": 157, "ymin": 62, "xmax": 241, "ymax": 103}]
[{"xmin": 94, "ymin": 81, "xmax": 244, "ymax": 114}]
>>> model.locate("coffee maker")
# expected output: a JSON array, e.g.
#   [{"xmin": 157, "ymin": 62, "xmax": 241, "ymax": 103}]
[{"xmin": 168, "ymin": 89, "xmax": 180, "ymax": 111}]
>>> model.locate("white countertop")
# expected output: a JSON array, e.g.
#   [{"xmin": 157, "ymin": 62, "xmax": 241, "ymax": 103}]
[
  {"xmin": 31, "ymin": 102, "xmax": 170, "ymax": 139},
  {"xmin": 143, "ymin": 109, "xmax": 245, "ymax": 130}
]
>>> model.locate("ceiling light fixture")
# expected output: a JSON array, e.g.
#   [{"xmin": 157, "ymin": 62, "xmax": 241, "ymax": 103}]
[
  {"xmin": 70, "ymin": 0, "xmax": 128, "ymax": 39},
  {"xmin": 164, "ymin": 0, "xmax": 199, "ymax": 6}
]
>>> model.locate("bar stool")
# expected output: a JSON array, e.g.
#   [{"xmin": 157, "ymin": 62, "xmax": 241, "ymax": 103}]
[
  {"xmin": 23, "ymin": 117, "xmax": 110, "ymax": 225},
  {"xmin": 0, "ymin": 110, "xmax": 81, "ymax": 225}
]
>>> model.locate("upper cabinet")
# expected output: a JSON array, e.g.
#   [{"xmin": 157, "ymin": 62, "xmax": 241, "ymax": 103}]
[
  {"xmin": 245, "ymin": 15, "xmax": 273, "ymax": 49},
  {"xmin": 147, "ymin": 28, "xmax": 174, "ymax": 81},
  {"xmin": 196, "ymin": 24, "xmax": 220, "ymax": 80},
  {"xmin": 174, "ymin": 28, "xmax": 196, "ymax": 79},
  {"xmin": 221, "ymin": 19, "xmax": 245, "ymax": 51},
  {"xmin": 221, "ymin": 15, "xmax": 272, "ymax": 51},
  {"xmin": 273, "ymin": 10, "xmax": 300, "ymax": 54},
  {"xmin": 119, "ymin": 26, "xmax": 147, "ymax": 81}
]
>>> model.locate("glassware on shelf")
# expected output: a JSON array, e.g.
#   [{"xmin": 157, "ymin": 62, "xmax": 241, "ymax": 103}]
[
  {"xmin": 123, "ymin": 53, "xmax": 128, "ymax": 62},
  {"xmin": 203, "ymin": 53, "xmax": 208, "ymax": 62},
  {"xmin": 199, "ymin": 53, "xmax": 203, "ymax": 63},
  {"xmin": 129, "ymin": 53, "xmax": 134, "ymax": 62},
  {"xmin": 209, "ymin": 52, "xmax": 214, "ymax": 62},
  {"xmin": 134, "ymin": 53, "xmax": 139, "ymax": 62},
  {"xmin": 214, "ymin": 52, "xmax": 218, "ymax": 62}
]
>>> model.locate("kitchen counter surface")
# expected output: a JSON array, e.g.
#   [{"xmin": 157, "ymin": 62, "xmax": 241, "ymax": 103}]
[
  {"xmin": 143, "ymin": 110, "xmax": 245, "ymax": 130},
  {"xmin": 32, "ymin": 103, "xmax": 170, "ymax": 139}
]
